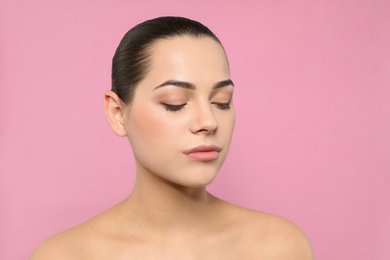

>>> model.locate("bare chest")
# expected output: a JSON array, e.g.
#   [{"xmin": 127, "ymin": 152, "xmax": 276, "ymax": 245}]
[{"xmin": 85, "ymin": 233, "xmax": 260, "ymax": 260}]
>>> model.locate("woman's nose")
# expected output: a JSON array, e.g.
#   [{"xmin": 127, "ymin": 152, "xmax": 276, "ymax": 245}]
[{"xmin": 189, "ymin": 104, "xmax": 218, "ymax": 134}]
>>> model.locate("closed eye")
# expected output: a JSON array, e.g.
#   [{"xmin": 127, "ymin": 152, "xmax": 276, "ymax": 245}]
[
  {"xmin": 161, "ymin": 102, "xmax": 187, "ymax": 112},
  {"xmin": 212, "ymin": 102, "xmax": 231, "ymax": 110}
]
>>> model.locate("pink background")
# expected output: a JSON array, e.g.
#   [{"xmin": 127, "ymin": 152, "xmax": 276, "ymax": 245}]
[{"xmin": 1, "ymin": 0, "xmax": 389, "ymax": 259}]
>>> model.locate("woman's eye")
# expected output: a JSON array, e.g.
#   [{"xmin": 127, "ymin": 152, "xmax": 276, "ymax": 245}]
[
  {"xmin": 213, "ymin": 102, "xmax": 231, "ymax": 110},
  {"xmin": 161, "ymin": 103, "xmax": 186, "ymax": 112}
]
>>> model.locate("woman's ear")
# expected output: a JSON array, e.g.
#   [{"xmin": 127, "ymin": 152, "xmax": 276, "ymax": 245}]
[{"xmin": 104, "ymin": 91, "xmax": 127, "ymax": 137}]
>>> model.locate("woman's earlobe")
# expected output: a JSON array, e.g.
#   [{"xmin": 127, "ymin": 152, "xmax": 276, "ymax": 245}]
[{"xmin": 104, "ymin": 91, "xmax": 127, "ymax": 137}]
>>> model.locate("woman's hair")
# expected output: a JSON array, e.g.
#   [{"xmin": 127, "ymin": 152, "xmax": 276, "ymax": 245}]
[{"xmin": 111, "ymin": 16, "xmax": 222, "ymax": 104}]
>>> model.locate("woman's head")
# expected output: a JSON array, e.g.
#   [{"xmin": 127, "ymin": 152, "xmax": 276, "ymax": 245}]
[
  {"xmin": 112, "ymin": 16, "xmax": 224, "ymax": 104},
  {"xmin": 105, "ymin": 17, "xmax": 234, "ymax": 187}
]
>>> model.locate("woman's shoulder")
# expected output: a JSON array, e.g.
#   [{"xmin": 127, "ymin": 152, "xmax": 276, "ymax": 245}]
[
  {"xmin": 219, "ymin": 200, "xmax": 315, "ymax": 259},
  {"xmin": 30, "ymin": 219, "xmax": 99, "ymax": 260},
  {"xmin": 30, "ymin": 225, "xmax": 85, "ymax": 259},
  {"xmin": 30, "ymin": 209, "xmax": 114, "ymax": 260}
]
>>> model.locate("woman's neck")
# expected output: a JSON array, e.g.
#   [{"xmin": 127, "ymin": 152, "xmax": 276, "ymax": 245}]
[{"xmin": 116, "ymin": 166, "xmax": 221, "ymax": 245}]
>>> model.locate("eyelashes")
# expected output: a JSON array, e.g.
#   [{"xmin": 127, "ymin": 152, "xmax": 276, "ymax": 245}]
[
  {"xmin": 161, "ymin": 102, "xmax": 231, "ymax": 112},
  {"xmin": 161, "ymin": 103, "xmax": 186, "ymax": 112},
  {"xmin": 213, "ymin": 102, "xmax": 231, "ymax": 110}
]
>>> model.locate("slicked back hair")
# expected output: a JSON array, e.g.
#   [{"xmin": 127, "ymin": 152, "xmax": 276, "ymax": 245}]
[{"xmin": 111, "ymin": 16, "xmax": 223, "ymax": 103}]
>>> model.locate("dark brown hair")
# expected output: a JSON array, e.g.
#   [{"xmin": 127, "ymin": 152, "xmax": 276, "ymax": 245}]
[{"xmin": 111, "ymin": 16, "xmax": 222, "ymax": 103}]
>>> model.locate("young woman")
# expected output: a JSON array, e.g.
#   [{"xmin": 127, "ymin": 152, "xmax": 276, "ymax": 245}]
[{"xmin": 31, "ymin": 16, "xmax": 314, "ymax": 259}]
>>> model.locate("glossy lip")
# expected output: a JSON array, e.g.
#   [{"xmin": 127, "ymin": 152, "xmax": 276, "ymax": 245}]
[{"xmin": 184, "ymin": 145, "xmax": 221, "ymax": 162}]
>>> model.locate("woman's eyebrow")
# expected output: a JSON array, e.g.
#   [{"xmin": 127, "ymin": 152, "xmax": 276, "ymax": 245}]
[
  {"xmin": 153, "ymin": 80, "xmax": 195, "ymax": 90},
  {"xmin": 213, "ymin": 79, "xmax": 234, "ymax": 90},
  {"xmin": 153, "ymin": 79, "xmax": 234, "ymax": 91}
]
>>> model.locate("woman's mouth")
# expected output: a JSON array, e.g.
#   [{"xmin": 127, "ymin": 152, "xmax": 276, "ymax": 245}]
[{"xmin": 184, "ymin": 145, "xmax": 221, "ymax": 162}]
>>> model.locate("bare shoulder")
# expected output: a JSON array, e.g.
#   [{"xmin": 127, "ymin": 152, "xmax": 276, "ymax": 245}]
[
  {"xmin": 30, "ymin": 208, "xmax": 112, "ymax": 260},
  {"xmin": 220, "ymin": 201, "xmax": 314, "ymax": 259},
  {"xmin": 30, "ymin": 225, "xmax": 86, "ymax": 259},
  {"xmin": 252, "ymin": 211, "xmax": 315, "ymax": 259}
]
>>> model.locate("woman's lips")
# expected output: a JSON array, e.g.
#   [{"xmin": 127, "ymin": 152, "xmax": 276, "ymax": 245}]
[{"xmin": 184, "ymin": 145, "xmax": 221, "ymax": 162}]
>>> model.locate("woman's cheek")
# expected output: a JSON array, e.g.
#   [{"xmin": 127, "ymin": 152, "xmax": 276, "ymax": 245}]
[
  {"xmin": 135, "ymin": 112, "xmax": 159, "ymax": 137},
  {"xmin": 130, "ymin": 105, "xmax": 174, "ymax": 141}
]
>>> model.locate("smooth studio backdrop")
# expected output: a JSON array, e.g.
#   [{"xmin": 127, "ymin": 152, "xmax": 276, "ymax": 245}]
[{"xmin": 1, "ymin": 0, "xmax": 389, "ymax": 259}]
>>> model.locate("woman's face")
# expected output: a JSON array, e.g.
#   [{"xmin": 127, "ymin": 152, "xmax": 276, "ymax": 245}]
[{"xmin": 124, "ymin": 36, "xmax": 235, "ymax": 187}]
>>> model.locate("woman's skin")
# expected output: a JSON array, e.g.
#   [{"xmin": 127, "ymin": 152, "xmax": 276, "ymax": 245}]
[{"xmin": 31, "ymin": 36, "xmax": 314, "ymax": 259}]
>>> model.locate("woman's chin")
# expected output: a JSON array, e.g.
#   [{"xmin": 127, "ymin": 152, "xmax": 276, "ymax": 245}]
[{"xmin": 163, "ymin": 170, "xmax": 219, "ymax": 189}]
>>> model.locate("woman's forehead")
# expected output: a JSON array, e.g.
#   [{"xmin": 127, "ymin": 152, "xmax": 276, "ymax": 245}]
[
  {"xmin": 146, "ymin": 36, "xmax": 230, "ymax": 78},
  {"xmin": 150, "ymin": 36, "xmax": 227, "ymax": 63}
]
